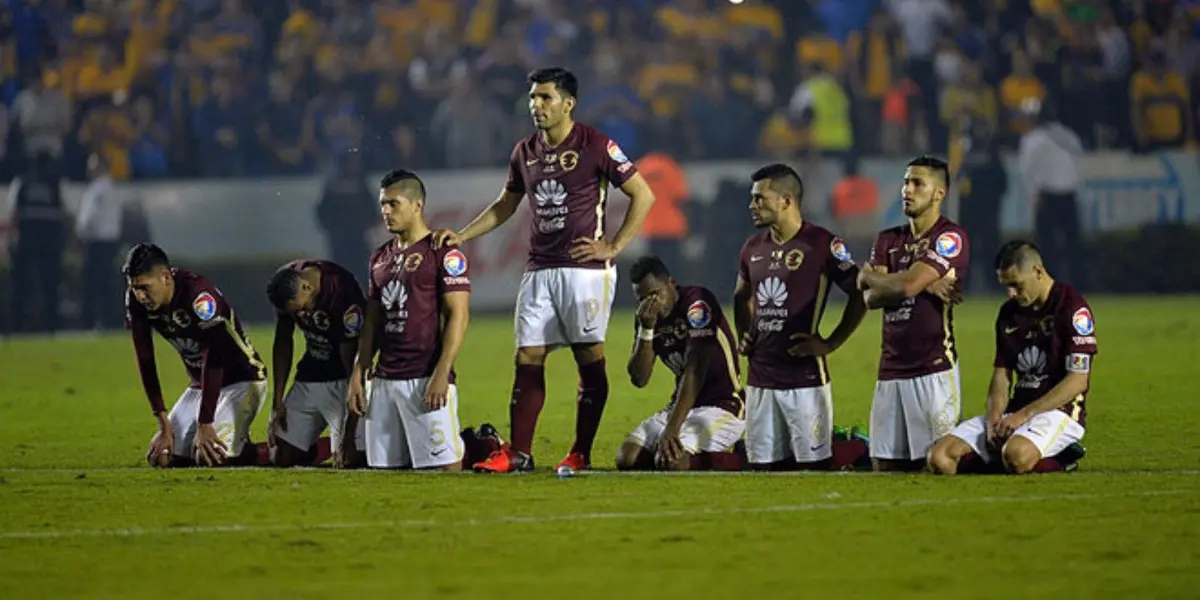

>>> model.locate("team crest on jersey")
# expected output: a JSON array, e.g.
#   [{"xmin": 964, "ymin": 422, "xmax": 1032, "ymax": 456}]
[
  {"xmin": 343, "ymin": 305, "xmax": 363, "ymax": 336},
  {"xmin": 686, "ymin": 300, "xmax": 712, "ymax": 328},
  {"xmin": 311, "ymin": 310, "xmax": 330, "ymax": 331},
  {"xmin": 559, "ymin": 150, "xmax": 579, "ymax": 172},
  {"xmin": 830, "ymin": 238, "xmax": 852, "ymax": 262},
  {"xmin": 1071, "ymin": 307, "xmax": 1094, "ymax": 335},
  {"xmin": 193, "ymin": 292, "xmax": 217, "ymax": 321},
  {"xmin": 785, "ymin": 249, "xmax": 804, "ymax": 271},
  {"xmin": 443, "ymin": 249, "xmax": 468, "ymax": 277},
  {"xmin": 935, "ymin": 232, "xmax": 963, "ymax": 258},
  {"xmin": 404, "ymin": 253, "xmax": 423, "ymax": 272},
  {"xmin": 171, "ymin": 309, "xmax": 192, "ymax": 328},
  {"xmin": 606, "ymin": 140, "xmax": 629, "ymax": 163}
]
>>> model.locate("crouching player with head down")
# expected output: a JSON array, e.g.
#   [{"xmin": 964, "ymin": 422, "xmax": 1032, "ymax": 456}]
[
  {"xmin": 266, "ymin": 259, "xmax": 368, "ymax": 468},
  {"xmin": 125, "ymin": 243, "xmax": 269, "ymax": 468},
  {"xmin": 928, "ymin": 241, "xmax": 1091, "ymax": 475},
  {"xmin": 617, "ymin": 256, "xmax": 747, "ymax": 471}
]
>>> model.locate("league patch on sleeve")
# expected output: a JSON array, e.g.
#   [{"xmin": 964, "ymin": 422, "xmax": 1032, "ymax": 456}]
[
  {"xmin": 442, "ymin": 249, "xmax": 468, "ymax": 277},
  {"xmin": 606, "ymin": 140, "xmax": 629, "ymax": 163},
  {"xmin": 343, "ymin": 305, "xmax": 363, "ymax": 337},
  {"xmin": 830, "ymin": 237, "xmax": 852, "ymax": 262},
  {"xmin": 1066, "ymin": 353, "xmax": 1091, "ymax": 373},
  {"xmin": 193, "ymin": 292, "xmax": 217, "ymax": 321},
  {"xmin": 935, "ymin": 231, "xmax": 963, "ymax": 258},
  {"xmin": 686, "ymin": 300, "xmax": 712, "ymax": 329},
  {"xmin": 1071, "ymin": 307, "xmax": 1094, "ymax": 335}
]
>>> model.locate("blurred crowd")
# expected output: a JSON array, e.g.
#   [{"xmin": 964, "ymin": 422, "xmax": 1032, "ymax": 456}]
[{"xmin": 2, "ymin": 0, "xmax": 1199, "ymax": 182}]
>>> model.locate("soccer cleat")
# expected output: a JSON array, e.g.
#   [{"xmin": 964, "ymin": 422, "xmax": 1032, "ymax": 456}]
[
  {"xmin": 832, "ymin": 425, "xmax": 850, "ymax": 442},
  {"xmin": 556, "ymin": 451, "xmax": 591, "ymax": 474},
  {"xmin": 476, "ymin": 422, "xmax": 506, "ymax": 448},
  {"xmin": 473, "ymin": 445, "xmax": 535, "ymax": 473},
  {"xmin": 849, "ymin": 424, "xmax": 870, "ymax": 443},
  {"xmin": 1054, "ymin": 443, "xmax": 1087, "ymax": 472}
]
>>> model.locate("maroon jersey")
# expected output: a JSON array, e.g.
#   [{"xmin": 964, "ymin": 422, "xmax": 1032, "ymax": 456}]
[
  {"xmin": 367, "ymin": 235, "xmax": 471, "ymax": 380},
  {"xmin": 646, "ymin": 285, "xmax": 743, "ymax": 416},
  {"xmin": 125, "ymin": 268, "xmax": 265, "ymax": 388},
  {"xmin": 738, "ymin": 223, "xmax": 859, "ymax": 389},
  {"xmin": 994, "ymin": 282, "xmax": 1096, "ymax": 427},
  {"xmin": 505, "ymin": 123, "xmax": 638, "ymax": 271},
  {"xmin": 276, "ymin": 259, "xmax": 366, "ymax": 382},
  {"xmin": 868, "ymin": 217, "xmax": 970, "ymax": 380}
]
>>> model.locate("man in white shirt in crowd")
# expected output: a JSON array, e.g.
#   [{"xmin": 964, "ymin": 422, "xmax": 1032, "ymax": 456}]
[
  {"xmin": 76, "ymin": 154, "xmax": 123, "ymax": 330},
  {"xmin": 1017, "ymin": 98, "xmax": 1087, "ymax": 289}
]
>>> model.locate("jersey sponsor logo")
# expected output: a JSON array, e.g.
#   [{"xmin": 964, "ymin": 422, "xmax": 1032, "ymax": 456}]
[
  {"xmin": 935, "ymin": 231, "xmax": 963, "ymax": 258},
  {"xmin": 382, "ymin": 281, "xmax": 407, "ymax": 311},
  {"xmin": 1016, "ymin": 346, "xmax": 1049, "ymax": 389},
  {"xmin": 343, "ymin": 305, "xmax": 364, "ymax": 336},
  {"xmin": 535, "ymin": 179, "xmax": 567, "ymax": 207},
  {"xmin": 830, "ymin": 238, "xmax": 852, "ymax": 262},
  {"xmin": 1066, "ymin": 353, "xmax": 1091, "ymax": 373},
  {"xmin": 1071, "ymin": 307, "xmax": 1094, "ymax": 335},
  {"xmin": 193, "ymin": 292, "xmax": 217, "ymax": 321},
  {"xmin": 606, "ymin": 140, "xmax": 629, "ymax": 163},
  {"xmin": 443, "ymin": 249, "xmax": 468, "ymax": 277},
  {"xmin": 686, "ymin": 300, "xmax": 712, "ymax": 329}
]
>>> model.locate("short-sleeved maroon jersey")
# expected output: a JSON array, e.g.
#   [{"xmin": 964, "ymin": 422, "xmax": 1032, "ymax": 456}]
[
  {"xmin": 367, "ymin": 235, "xmax": 471, "ymax": 381},
  {"xmin": 645, "ymin": 285, "xmax": 743, "ymax": 416},
  {"xmin": 994, "ymin": 282, "xmax": 1096, "ymax": 427},
  {"xmin": 274, "ymin": 259, "xmax": 366, "ymax": 382},
  {"xmin": 125, "ymin": 268, "xmax": 265, "ymax": 387},
  {"xmin": 868, "ymin": 217, "xmax": 970, "ymax": 380},
  {"xmin": 737, "ymin": 223, "xmax": 859, "ymax": 389},
  {"xmin": 505, "ymin": 123, "xmax": 637, "ymax": 271}
]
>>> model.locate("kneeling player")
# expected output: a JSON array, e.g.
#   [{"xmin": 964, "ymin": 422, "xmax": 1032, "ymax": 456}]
[
  {"xmin": 125, "ymin": 243, "xmax": 268, "ymax": 468},
  {"xmin": 616, "ymin": 256, "xmax": 746, "ymax": 471},
  {"xmin": 928, "ymin": 241, "xmax": 1091, "ymax": 475},
  {"xmin": 266, "ymin": 260, "xmax": 367, "ymax": 468},
  {"xmin": 347, "ymin": 169, "xmax": 469, "ymax": 470}
]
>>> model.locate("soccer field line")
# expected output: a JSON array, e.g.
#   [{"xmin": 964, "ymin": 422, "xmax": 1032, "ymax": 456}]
[
  {"xmin": 0, "ymin": 489, "xmax": 1192, "ymax": 541},
  {"xmin": 2, "ymin": 466, "xmax": 1199, "ymax": 477}
]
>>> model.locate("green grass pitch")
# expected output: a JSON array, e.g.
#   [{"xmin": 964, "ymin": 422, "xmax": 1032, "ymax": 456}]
[{"xmin": 1, "ymin": 297, "xmax": 1197, "ymax": 599}]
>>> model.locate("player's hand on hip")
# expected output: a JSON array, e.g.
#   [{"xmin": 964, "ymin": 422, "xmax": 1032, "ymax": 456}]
[
  {"xmin": 193, "ymin": 423, "xmax": 228, "ymax": 467},
  {"xmin": 570, "ymin": 237, "xmax": 616, "ymax": 262},
  {"xmin": 788, "ymin": 332, "xmax": 833, "ymax": 357},
  {"xmin": 655, "ymin": 434, "xmax": 685, "ymax": 469},
  {"xmin": 423, "ymin": 373, "xmax": 451, "ymax": 411},
  {"xmin": 347, "ymin": 380, "xmax": 367, "ymax": 417},
  {"xmin": 431, "ymin": 229, "xmax": 461, "ymax": 249}
]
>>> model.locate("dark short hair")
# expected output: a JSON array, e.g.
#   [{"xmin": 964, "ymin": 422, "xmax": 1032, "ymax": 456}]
[
  {"xmin": 751, "ymin": 163, "xmax": 804, "ymax": 202},
  {"xmin": 994, "ymin": 240, "xmax": 1042, "ymax": 271},
  {"xmin": 906, "ymin": 155, "xmax": 951, "ymax": 189},
  {"xmin": 122, "ymin": 243, "xmax": 169, "ymax": 277},
  {"xmin": 629, "ymin": 255, "xmax": 671, "ymax": 285},
  {"xmin": 379, "ymin": 168, "xmax": 426, "ymax": 200},
  {"xmin": 266, "ymin": 267, "xmax": 303, "ymax": 310},
  {"xmin": 528, "ymin": 67, "xmax": 579, "ymax": 99}
]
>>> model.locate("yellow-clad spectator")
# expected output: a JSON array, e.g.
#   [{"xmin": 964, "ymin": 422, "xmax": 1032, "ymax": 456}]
[
  {"xmin": 75, "ymin": 45, "xmax": 136, "ymax": 101},
  {"xmin": 1128, "ymin": 1, "xmax": 1154, "ymax": 59},
  {"xmin": 656, "ymin": 0, "xmax": 725, "ymax": 42},
  {"xmin": 847, "ymin": 11, "xmax": 906, "ymax": 151},
  {"xmin": 758, "ymin": 108, "xmax": 810, "ymax": 160},
  {"xmin": 463, "ymin": 0, "xmax": 501, "ymax": 49},
  {"xmin": 72, "ymin": 0, "xmax": 109, "ymax": 40},
  {"xmin": 999, "ymin": 50, "xmax": 1046, "ymax": 136},
  {"xmin": 78, "ymin": 98, "xmax": 135, "ymax": 181},
  {"xmin": 637, "ymin": 44, "xmax": 700, "ymax": 119},
  {"xmin": 795, "ymin": 32, "xmax": 844, "ymax": 76},
  {"xmin": 723, "ymin": 1, "xmax": 783, "ymax": 42},
  {"xmin": 941, "ymin": 61, "xmax": 997, "ymax": 135},
  {"xmin": 1130, "ymin": 47, "xmax": 1194, "ymax": 150}
]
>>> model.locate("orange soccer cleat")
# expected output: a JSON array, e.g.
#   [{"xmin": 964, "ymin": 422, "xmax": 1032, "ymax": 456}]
[
  {"xmin": 555, "ymin": 451, "xmax": 591, "ymax": 474},
  {"xmin": 473, "ymin": 445, "xmax": 535, "ymax": 473}
]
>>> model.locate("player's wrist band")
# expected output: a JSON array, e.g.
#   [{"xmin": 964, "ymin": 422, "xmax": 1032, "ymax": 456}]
[{"xmin": 637, "ymin": 327, "xmax": 655, "ymax": 342}]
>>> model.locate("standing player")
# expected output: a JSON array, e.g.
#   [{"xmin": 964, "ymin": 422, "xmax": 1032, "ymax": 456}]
[
  {"xmin": 266, "ymin": 259, "xmax": 367, "ymax": 468},
  {"xmin": 928, "ymin": 241, "xmax": 1092, "ymax": 474},
  {"xmin": 347, "ymin": 169, "xmax": 471, "ymax": 471},
  {"xmin": 733, "ymin": 164, "xmax": 868, "ymax": 470},
  {"xmin": 857, "ymin": 156, "xmax": 969, "ymax": 472},
  {"xmin": 433, "ymin": 67, "xmax": 656, "ymax": 473},
  {"xmin": 618, "ymin": 256, "xmax": 746, "ymax": 471},
  {"xmin": 125, "ymin": 243, "xmax": 268, "ymax": 468}
]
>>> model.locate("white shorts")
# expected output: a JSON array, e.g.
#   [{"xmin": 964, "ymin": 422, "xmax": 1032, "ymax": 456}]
[
  {"xmin": 870, "ymin": 364, "xmax": 961, "ymax": 460},
  {"xmin": 949, "ymin": 411, "xmax": 1085, "ymax": 463},
  {"xmin": 624, "ymin": 406, "xmax": 745, "ymax": 454},
  {"xmin": 365, "ymin": 377, "xmax": 463, "ymax": 469},
  {"xmin": 275, "ymin": 379, "xmax": 365, "ymax": 453},
  {"xmin": 168, "ymin": 380, "xmax": 266, "ymax": 461},
  {"xmin": 745, "ymin": 384, "xmax": 833, "ymax": 464},
  {"xmin": 514, "ymin": 265, "xmax": 617, "ymax": 349}
]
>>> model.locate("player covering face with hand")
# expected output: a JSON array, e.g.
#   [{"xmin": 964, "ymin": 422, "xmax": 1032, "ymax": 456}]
[{"xmin": 618, "ymin": 256, "xmax": 747, "ymax": 471}]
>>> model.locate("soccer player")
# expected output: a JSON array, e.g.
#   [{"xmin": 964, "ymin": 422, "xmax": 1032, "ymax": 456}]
[
  {"xmin": 266, "ymin": 260, "xmax": 367, "ymax": 468},
  {"xmin": 125, "ymin": 243, "xmax": 268, "ymax": 468},
  {"xmin": 432, "ymin": 67, "xmax": 656, "ymax": 473},
  {"xmin": 347, "ymin": 169, "xmax": 471, "ymax": 471},
  {"xmin": 733, "ymin": 164, "xmax": 868, "ymax": 470},
  {"xmin": 927, "ymin": 241, "xmax": 1092, "ymax": 474},
  {"xmin": 858, "ymin": 155, "xmax": 968, "ymax": 472},
  {"xmin": 618, "ymin": 256, "xmax": 746, "ymax": 471}
]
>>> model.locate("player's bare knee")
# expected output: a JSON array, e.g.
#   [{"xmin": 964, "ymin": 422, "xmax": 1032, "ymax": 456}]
[
  {"xmin": 1001, "ymin": 438, "xmax": 1040, "ymax": 474},
  {"xmin": 515, "ymin": 346, "xmax": 547, "ymax": 366},
  {"xmin": 926, "ymin": 438, "xmax": 961, "ymax": 475},
  {"xmin": 570, "ymin": 342, "xmax": 604, "ymax": 365},
  {"xmin": 615, "ymin": 442, "xmax": 642, "ymax": 470}
]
